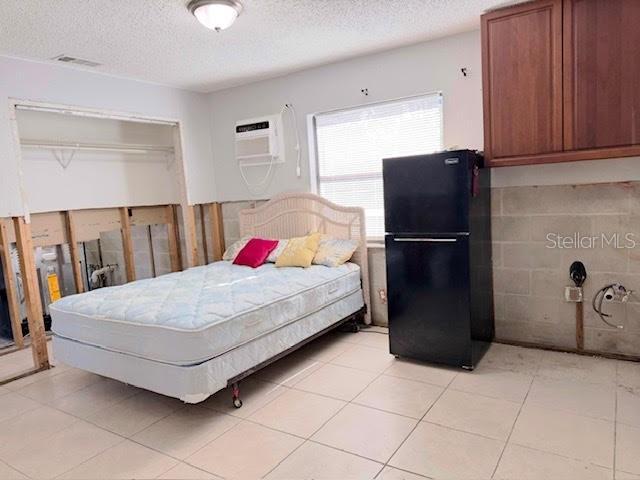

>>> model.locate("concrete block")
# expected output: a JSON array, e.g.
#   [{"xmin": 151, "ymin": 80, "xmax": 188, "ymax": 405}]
[
  {"xmin": 492, "ymin": 216, "xmax": 531, "ymax": 241},
  {"xmin": 493, "ymin": 268, "xmax": 530, "ymax": 295}
]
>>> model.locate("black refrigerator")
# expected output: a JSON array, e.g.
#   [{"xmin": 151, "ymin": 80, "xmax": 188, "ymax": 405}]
[{"xmin": 383, "ymin": 150, "xmax": 493, "ymax": 369}]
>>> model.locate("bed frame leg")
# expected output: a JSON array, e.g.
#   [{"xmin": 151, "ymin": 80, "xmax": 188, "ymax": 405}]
[{"xmin": 231, "ymin": 382, "xmax": 242, "ymax": 408}]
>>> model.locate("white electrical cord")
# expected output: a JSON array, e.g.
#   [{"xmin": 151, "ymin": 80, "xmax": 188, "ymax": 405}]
[
  {"xmin": 285, "ymin": 103, "xmax": 302, "ymax": 178},
  {"xmin": 238, "ymin": 103, "xmax": 302, "ymax": 196}
]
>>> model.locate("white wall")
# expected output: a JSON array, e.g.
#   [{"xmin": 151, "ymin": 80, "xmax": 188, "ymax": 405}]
[
  {"xmin": 0, "ymin": 55, "xmax": 215, "ymax": 217},
  {"xmin": 208, "ymin": 31, "xmax": 484, "ymax": 202},
  {"xmin": 207, "ymin": 29, "xmax": 640, "ymax": 200},
  {"xmin": 17, "ymin": 110, "xmax": 178, "ymax": 213}
]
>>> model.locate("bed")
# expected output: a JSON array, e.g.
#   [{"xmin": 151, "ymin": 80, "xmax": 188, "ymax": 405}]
[{"xmin": 51, "ymin": 193, "xmax": 370, "ymax": 405}]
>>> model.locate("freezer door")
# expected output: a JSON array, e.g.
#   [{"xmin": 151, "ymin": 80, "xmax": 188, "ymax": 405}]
[
  {"xmin": 386, "ymin": 234, "xmax": 472, "ymax": 367},
  {"xmin": 383, "ymin": 152, "xmax": 472, "ymax": 234}
]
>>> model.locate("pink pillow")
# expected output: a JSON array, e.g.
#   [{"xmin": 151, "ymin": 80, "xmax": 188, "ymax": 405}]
[{"xmin": 233, "ymin": 238, "xmax": 279, "ymax": 268}]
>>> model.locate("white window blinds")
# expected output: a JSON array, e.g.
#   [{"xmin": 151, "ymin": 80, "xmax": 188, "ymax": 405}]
[{"xmin": 314, "ymin": 93, "xmax": 443, "ymax": 238}]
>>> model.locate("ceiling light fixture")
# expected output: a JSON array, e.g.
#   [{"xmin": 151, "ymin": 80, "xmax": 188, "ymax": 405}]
[{"xmin": 188, "ymin": 0, "xmax": 243, "ymax": 32}]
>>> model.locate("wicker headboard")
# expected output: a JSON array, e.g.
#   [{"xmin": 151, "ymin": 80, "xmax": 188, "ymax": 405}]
[{"xmin": 239, "ymin": 192, "xmax": 371, "ymax": 324}]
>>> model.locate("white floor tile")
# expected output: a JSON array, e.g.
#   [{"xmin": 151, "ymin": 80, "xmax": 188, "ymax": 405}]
[
  {"xmin": 0, "ymin": 392, "xmax": 40, "ymax": 424},
  {"xmin": 87, "ymin": 390, "xmax": 183, "ymax": 437},
  {"xmin": 59, "ymin": 440, "xmax": 178, "ymax": 479},
  {"xmin": 617, "ymin": 424, "xmax": 640, "ymax": 475},
  {"xmin": 294, "ymin": 363, "xmax": 378, "ymax": 401},
  {"xmin": 186, "ymin": 421, "xmax": 303, "ymax": 479},
  {"xmin": 203, "ymin": 378, "xmax": 287, "ymax": 418},
  {"xmin": 132, "ymin": 406, "xmax": 239, "ymax": 459},
  {"xmin": 158, "ymin": 462, "xmax": 222, "ymax": 479},
  {"xmin": 494, "ymin": 444, "xmax": 612, "ymax": 480},
  {"xmin": 383, "ymin": 359, "xmax": 458, "ymax": 387},
  {"xmin": 4, "ymin": 364, "xmax": 70, "ymax": 391},
  {"xmin": 312, "ymin": 404, "xmax": 417, "ymax": 462},
  {"xmin": 266, "ymin": 441, "xmax": 382, "ymax": 480},
  {"xmin": 526, "ymin": 377, "xmax": 616, "ymax": 421},
  {"xmin": 618, "ymin": 361, "xmax": 640, "ymax": 390},
  {"xmin": 424, "ymin": 389, "xmax": 520, "ymax": 441},
  {"xmin": 249, "ymin": 388, "xmax": 345, "ymax": 437},
  {"xmin": 8, "ymin": 420, "xmax": 121, "ymax": 479},
  {"xmin": 253, "ymin": 354, "xmax": 323, "ymax": 387},
  {"xmin": 300, "ymin": 336, "xmax": 356, "ymax": 362},
  {"xmin": 449, "ymin": 364, "xmax": 532, "ymax": 403},
  {"xmin": 331, "ymin": 344, "xmax": 395, "ymax": 373},
  {"xmin": 618, "ymin": 386, "xmax": 640, "ymax": 427},
  {"xmin": 50, "ymin": 378, "xmax": 138, "ymax": 420},
  {"xmin": 16, "ymin": 368, "xmax": 102, "ymax": 402},
  {"xmin": 0, "ymin": 406, "xmax": 78, "ymax": 460},
  {"xmin": 389, "ymin": 422, "xmax": 504, "ymax": 480},
  {"xmin": 510, "ymin": 404, "xmax": 614, "ymax": 468},
  {"xmin": 617, "ymin": 471, "xmax": 640, "ymax": 480},
  {"xmin": 354, "ymin": 375, "xmax": 443, "ymax": 419},
  {"xmin": 355, "ymin": 331, "xmax": 390, "ymax": 350},
  {"xmin": 375, "ymin": 466, "xmax": 426, "ymax": 480},
  {"xmin": 0, "ymin": 460, "xmax": 27, "ymax": 479},
  {"xmin": 480, "ymin": 343, "xmax": 542, "ymax": 374},
  {"xmin": 536, "ymin": 351, "xmax": 617, "ymax": 385}
]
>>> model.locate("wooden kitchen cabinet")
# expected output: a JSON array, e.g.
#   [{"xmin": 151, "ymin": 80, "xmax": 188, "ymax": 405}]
[
  {"xmin": 482, "ymin": 0, "xmax": 640, "ymax": 167},
  {"xmin": 481, "ymin": 0, "xmax": 563, "ymax": 162}
]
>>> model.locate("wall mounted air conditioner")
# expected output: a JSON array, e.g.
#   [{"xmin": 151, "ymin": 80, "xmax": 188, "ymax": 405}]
[{"xmin": 235, "ymin": 115, "xmax": 285, "ymax": 166}]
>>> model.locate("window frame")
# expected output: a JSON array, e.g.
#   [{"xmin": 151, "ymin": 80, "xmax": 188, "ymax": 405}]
[{"xmin": 308, "ymin": 92, "xmax": 444, "ymax": 242}]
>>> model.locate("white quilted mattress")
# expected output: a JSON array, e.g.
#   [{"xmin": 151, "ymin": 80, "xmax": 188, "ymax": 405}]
[{"xmin": 50, "ymin": 261, "xmax": 362, "ymax": 366}]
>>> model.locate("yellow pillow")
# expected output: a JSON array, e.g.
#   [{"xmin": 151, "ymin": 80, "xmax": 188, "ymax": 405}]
[{"xmin": 275, "ymin": 233, "xmax": 321, "ymax": 268}]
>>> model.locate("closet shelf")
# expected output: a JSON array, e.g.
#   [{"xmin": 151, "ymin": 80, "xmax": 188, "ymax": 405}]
[{"xmin": 20, "ymin": 139, "xmax": 174, "ymax": 155}]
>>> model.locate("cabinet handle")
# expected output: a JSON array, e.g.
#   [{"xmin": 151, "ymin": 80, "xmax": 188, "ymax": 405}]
[{"xmin": 393, "ymin": 238, "xmax": 457, "ymax": 243}]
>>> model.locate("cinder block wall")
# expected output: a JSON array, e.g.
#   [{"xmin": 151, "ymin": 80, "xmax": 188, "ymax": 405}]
[{"xmin": 492, "ymin": 182, "xmax": 640, "ymax": 356}]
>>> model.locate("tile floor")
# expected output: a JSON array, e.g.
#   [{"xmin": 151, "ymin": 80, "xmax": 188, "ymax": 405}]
[{"xmin": 0, "ymin": 329, "xmax": 637, "ymax": 479}]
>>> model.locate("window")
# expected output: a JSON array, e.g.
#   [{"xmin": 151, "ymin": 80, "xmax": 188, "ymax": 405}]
[{"xmin": 313, "ymin": 93, "xmax": 443, "ymax": 239}]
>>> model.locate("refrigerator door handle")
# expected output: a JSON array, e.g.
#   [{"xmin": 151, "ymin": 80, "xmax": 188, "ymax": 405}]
[{"xmin": 393, "ymin": 237, "xmax": 458, "ymax": 243}]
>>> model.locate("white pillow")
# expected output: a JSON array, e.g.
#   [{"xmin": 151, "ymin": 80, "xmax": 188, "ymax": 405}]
[
  {"xmin": 312, "ymin": 236, "xmax": 359, "ymax": 267},
  {"xmin": 222, "ymin": 236, "xmax": 251, "ymax": 261},
  {"xmin": 266, "ymin": 239, "xmax": 289, "ymax": 263}
]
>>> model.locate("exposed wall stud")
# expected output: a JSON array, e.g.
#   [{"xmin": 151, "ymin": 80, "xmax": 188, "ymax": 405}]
[
  {"xmin": 119, "ymin": 207, "xmax": 136, "ymax": 282},
  {"xmin": 64, "ymin": 211, "xmax": 84, "ymax": 293},
  {"xmin": 173, "ymin": 126, "xmax": 199, "ymax": 267},
  {"xmin": 0, "ymin": 219, "xmax": 24, "ymax": 348},
  {"xmin": 199, "ymin": 204, "xmax": 209, "ymax": 264},
  {"xmin": 166, "ymin": 205, "xmax": 182, "ymax": 272},
  {"xmin": 12, "ymin": 217, "xmax": 49, "ymax": 369},
  {"xmin": 209, "ymin": 203, "xmax": 225, "ymax": 261}
]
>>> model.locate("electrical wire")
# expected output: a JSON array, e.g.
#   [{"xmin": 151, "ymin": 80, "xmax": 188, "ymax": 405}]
[
  {"xmin": 592, "ymin": 284, "xmax": 624, "ymax": 329},
  {"xmin": 284, "ymin": 103, "xmax": 302, "ymax": 178}
]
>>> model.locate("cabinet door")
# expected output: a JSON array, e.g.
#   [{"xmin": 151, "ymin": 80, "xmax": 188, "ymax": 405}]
[
  {"xmin": 482, "ymin": 0, "xmax": 563, "ymax": 162},
  {"xmin": 564, "ymin": 0, "xmax": 640, "ymax": 151}
]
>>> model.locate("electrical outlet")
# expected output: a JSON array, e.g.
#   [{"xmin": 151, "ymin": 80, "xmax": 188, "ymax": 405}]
[{"xmin": 378, "ymin": 289, "xmax": 387, "ymax": 304}]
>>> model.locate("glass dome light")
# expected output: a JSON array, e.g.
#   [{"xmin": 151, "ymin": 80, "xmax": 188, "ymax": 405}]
[{"xmin": 188, "ymin": 0, "xmax": 243, "ymax": 32}]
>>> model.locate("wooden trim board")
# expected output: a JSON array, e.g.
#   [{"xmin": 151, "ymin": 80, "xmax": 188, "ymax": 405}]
[
  {"xmin": 119, "ymin": 208, "xmax": 136, "ymax": 282},
  {"xmin": 12, "ymin": 217, "xmax": 49, "ymax": 369},
  {"xmin": 209, "ymin": 203, "xmax": 225, "ymax": 261},
  {"xmin": 0, "ymin": 219, "xmax": 24, "ymax": 348},
  {"xmin": 64, "ymin": 211, "xmax": 84, "ymax": 294}
]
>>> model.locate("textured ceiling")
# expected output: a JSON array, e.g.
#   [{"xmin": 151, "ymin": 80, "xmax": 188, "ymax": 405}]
[{"xmin": 0, "ymin": 0, "xmax": 522, "ymax": 92}]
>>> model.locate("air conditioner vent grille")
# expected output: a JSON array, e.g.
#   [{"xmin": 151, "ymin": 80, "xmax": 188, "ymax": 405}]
[{"xmin": 51, "ymin": 54, "xmax": 101, "ymax": 67}]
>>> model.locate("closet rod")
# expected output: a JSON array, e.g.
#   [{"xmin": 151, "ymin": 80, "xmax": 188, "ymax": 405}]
[
  {"xmin": 20, "ymin": 140, "xmax": 174, "ymax": 155},
  {"xmin": 15, "ymin": 105, "xmax": 178, "ymax": 126}
]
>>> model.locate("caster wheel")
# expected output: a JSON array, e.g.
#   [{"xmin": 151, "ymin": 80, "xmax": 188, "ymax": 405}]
[{"xmin": 233, "ymin": 398, "xmax": 243, "ymax": 409}]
